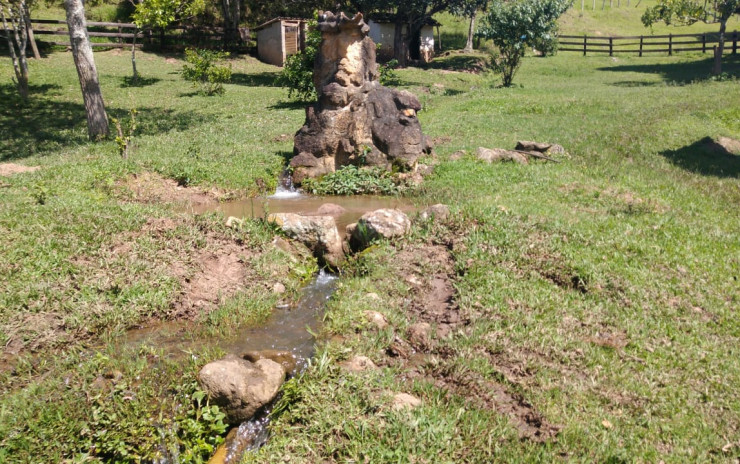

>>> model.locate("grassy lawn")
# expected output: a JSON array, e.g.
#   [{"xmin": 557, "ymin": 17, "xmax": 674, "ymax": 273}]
[{"xmin": 1, "ymin": 16, "xmax": 739, "ymax": 464}]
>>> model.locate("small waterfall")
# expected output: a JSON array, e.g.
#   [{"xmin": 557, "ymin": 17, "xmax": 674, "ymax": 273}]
[{"xmin": 269, "ymin": 170, "xmax": 301, "ymax": 199}]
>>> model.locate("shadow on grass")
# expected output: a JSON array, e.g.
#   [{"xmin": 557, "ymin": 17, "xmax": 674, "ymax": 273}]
[
  {"xmin": 0, "ymin": 83, "xmax": 212, "ymax": 161},
  {"xmin": 230, "ymin": 71, "xmax": 281, "ymax": 87},
  {"xmin": 426, "ymin": 52, "xmax": 487, "ymax": 73},
  {"xmin": 600, "ymin": 55, "xmax": 739, "ymax": 85},
  {"xmin": 269, "ymin": 100, "xmax": 309, "ymax": 110},
  {"xmin": 120, "ymin": 76, "xmax": 161, "ymax": 88},
  {"xmin": 660, "ymin": 137, "xmax": 740, "ymax": 178}
]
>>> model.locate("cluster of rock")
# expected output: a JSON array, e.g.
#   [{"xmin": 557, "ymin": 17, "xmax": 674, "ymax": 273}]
[
  {"xmin": 290, "ymin": 11, "xmax": 432, "ymax": 185},
  {"xmin": 198, "ymin": 203, "xmax": 449, "ymax": 425},
  {"xmin": 451, "ymin": 140, "xmax": 567, "ymax": 164}
]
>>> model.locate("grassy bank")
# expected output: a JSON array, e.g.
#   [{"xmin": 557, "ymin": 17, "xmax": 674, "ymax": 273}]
[{"xmin": 1, "ymin": 35, "xmax": 739, "ymax": 463}]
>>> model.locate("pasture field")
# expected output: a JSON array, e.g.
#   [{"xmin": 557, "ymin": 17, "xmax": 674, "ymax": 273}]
[{"xmin": 0, "ymin": 13, "xmax": 739, "ymax": 463}]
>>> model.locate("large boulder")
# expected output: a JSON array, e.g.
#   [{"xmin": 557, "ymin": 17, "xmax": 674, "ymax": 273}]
[
  {"xmin": 290, "ymin": 12, "xmax": 431, "ymax": 185},
  {"xmin": 268, "ymin": 213, "xmax": 345, "ymax": 268},
  {"xmin": 198, "ymin": 354, "xmax": 285, "ymax": 425}
]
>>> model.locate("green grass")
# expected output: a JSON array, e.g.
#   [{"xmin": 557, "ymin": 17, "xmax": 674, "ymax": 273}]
[{"xmin": 1, "ymin": 20, "xmax": 739, "ymax": 464}]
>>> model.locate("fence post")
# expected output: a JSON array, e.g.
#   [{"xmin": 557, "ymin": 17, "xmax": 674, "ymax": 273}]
[
  {"xmin": 733, "ymin": 31, "xmax": 738, "ymax": 54},
  {"xmin": 702, "ymin": 33, "xmax": 706, "ymax": 53},
  {"xmin": 668, "ymin": 33, "xmax": 672, "ymax": 56},
  {"xmin": 583, "ymin": 35, "xmax": 587, "ymax": 56},
  {"xmin": 609, "ymin": 37, "xmax": 613, "ymax": 56},
  {"xmin": 117, "ymin": 21, "xmax": 122, "ymax": 45},
  {"xmin": 639, "ymin": 35, "xmax": 643, "ymax": 57}
]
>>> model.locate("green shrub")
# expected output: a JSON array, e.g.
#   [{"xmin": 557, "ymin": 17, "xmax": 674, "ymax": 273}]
[
  {"xmin": 379, "ymin": 58, "xmax": 399, "ymax": 85},
  {"xmin": 278, "ymin": 18, "xmax": 320, "ymax": 101},
  {"xmin": 479, "ymin": 0, "xmax": 571, "ymax": 86},
  {"xmin": 182, "ymin": 48, "xmax": 232, "ymax": 96},
  {"xmin": 301, "ymin": 165, "xmax": 399, "ymax": 195}
]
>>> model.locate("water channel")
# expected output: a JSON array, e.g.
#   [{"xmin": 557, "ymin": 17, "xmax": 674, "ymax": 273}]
[{"xmin": 132, "ymin": 183, "xmax": 420, "ymax": 463}]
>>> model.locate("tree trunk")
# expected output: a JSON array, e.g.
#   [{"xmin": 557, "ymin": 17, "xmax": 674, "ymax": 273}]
[
  {"xmin": 131, "ymin": 27, "xmax": 138, "ymax": 80},
  {"xmin": 712, "ymin": 18, "xmax": 727, "ymax": 75},
  {"xmin": 22, "ymin": 3, "xmax": 40, "ymax": 59},
  {"xmin": 393, "ymin": 21, "xmax": 408, "ymax": 66},
  {"xmin": 65, "ymin": 0, "xmax": 109, "ymax": 140},
  {"xmin": 222, "ymin": 0, "xmax": 240, "ymax": 51},
  {"xmin": 1, "ymin": 4, "xmax": 29, "ymax": 99},
  {"xmin": 464, "ymin": 12, "xmax": 476, "ymax": 53}
]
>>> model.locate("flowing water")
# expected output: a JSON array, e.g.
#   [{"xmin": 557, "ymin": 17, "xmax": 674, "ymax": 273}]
[{"xmin": 144, "ymin": 181, "xmax": 419, "ymax": 463}]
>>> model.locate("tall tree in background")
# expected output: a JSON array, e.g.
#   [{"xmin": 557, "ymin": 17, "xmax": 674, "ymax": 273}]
[
  {"xmin": 65, "ymin": 0, "xmax": 109, "ymax": 139},
  {"xmin": 131, "ymin": 0, "xmax": 205, "ymax": 79},
  {"xmin": 451, "ymin": 0, "xmax": 488, "ymax": 52},
  {"xmin": 642, "ymin": 0, "xmax": 740, "ymax": 75},
  {"xmin": 221, "ymin": 0, "xmax": 240, "ymax": 50},
  {"xmin": 1, "ymin": 0, "xmax": 30, "ymax": 98}
]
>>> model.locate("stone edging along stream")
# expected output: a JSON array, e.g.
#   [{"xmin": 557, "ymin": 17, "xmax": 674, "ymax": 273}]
[{"xmin": 196, "ymin": 203, "xmax": 451, "ymax": 461}]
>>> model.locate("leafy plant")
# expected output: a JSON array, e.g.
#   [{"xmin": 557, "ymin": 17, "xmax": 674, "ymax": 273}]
[
  {"xmin": 479, "ymin": 0, "xmax": 571, "ymax": 86},
  {"xmin": 182, "ymin": 48, "xmax": 232, "ymax": 96},
  {"xmin": 301, "ymin": 165, "xmax": 399, "ymax": 196},
  {"xmin": 111, "ymin": 108, "xmax": 138, "ymax": 159},
  {"xmin": 278, "ymin": 17, "xmax": 320, "ymax": 101},
  {"xmin": 378, "ymin": 58, "xmax": 399, "ymax": 86}
]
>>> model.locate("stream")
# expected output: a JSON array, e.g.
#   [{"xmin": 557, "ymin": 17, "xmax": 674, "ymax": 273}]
[{"xmin": 133, "ymin": 182, "xmax": 419, "ymax": 463}]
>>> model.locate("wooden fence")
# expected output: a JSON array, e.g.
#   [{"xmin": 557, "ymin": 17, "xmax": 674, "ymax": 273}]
[
  {"xmin": 560, "ymin": 31, "xmax": 739, "ymax": 56},
  {"xmin": 5, "ymin": 19, "xmax": 253, "ymax": 51}
]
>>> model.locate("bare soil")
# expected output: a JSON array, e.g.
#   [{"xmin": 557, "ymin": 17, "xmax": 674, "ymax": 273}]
[
  {"xmin": 376, "ymin": 239, "xmax": 560, "ymax": 442},
  {"xmin": 0, "ymin": 163, "xmax": 40, "ymax": 177},
  {"xmin": 118, "ymin": 171, "xmax": 223, "ymax": 206}
]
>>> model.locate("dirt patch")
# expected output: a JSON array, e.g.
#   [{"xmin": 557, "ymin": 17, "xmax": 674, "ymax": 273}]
[
  {"xmin": 170, "ymin": 240, "xmax": 253, "ymax": 319},
  {"xmin": 118, "ymin": 171, "xmax": 222, "ymax": 206},
  {"xmin": 433, "ymin": 368, "xmax": 560, "ymax": 442},
  {"xmin": 394, "ymin": 243, "xmax": 461, "ymax": 326},
  {"xmin": 0, "ymin": 163, "xmax": 40, "ymax": 177},
  {"xmin": 371, "ymin": 239, "xmax": 559, "ymax": 442}
]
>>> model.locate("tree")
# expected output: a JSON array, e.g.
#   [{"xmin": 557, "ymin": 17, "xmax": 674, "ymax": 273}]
[
  {"xmin": 478, "ymin": 0, "xmax": 570, "ymax": 87},
  {"xmin": 1, "ymin": 0, "xmax": 30, "ymax": 98},
  {"xmin": 642, "ymin": 0, "xmax": 740, "ymax": 75},
  {"xmin": 451, "ymin": 0, "xmax": 489, "ymax": 52},
  {"xmin": 65, "ymin": 0, "xmax": 109, "ymax": 139},
  {"xmin": 131, "ymin": 0, "xmax": 205, "ymax": 79}
]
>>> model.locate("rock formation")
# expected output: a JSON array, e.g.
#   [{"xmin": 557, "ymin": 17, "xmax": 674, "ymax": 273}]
[{"xmin": 291, "ymin": 11, "xmax": 431, "ymax": 185}]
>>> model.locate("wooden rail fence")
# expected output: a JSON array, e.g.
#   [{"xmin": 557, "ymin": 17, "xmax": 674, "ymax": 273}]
[
  {"xmin": 560, "ymin": 31, "xmax": 739, "ymax": 56},
  {"xmin": 2, "ymin": 19, "xmax": 253, "ymax": 51}
]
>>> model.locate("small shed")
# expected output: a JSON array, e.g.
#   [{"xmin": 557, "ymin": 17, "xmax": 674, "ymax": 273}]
[
  {"xmin": 367, "ymin": 15, "xmax": 439, "ymax": 63},
  {"xmin": 254, "ymin": 17, "xmax": 308, "ymax": 67}
]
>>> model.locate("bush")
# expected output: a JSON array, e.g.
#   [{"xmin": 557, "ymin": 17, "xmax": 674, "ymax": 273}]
[
  {"xmin": 301, "ymin": 165, "xmax": 399, "ymax": 195},
  {"xmin": 479, "ymin": 0, "xmax": 571, "ymax": 86},
  {"xmin": 278, "ymin": 18, "xmax": 320, "ymax": 101},
  {"xmin": 182, "ymin": 48, "xmax": 232, "ymax": 96}
]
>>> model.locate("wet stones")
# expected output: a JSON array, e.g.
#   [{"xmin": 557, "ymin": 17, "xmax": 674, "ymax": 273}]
[
  {"xmin": 290, "ymin": 12, "xmax": 431, "ymax": 185},
  {"xmin": 197, "ymin": 354, "xmax": 286, "ymax": 425},
  {"xmin": 347, "ymin": 208, "xmax": 411, "ymax": 251},
  {"xmin": 268, "ymin": 213, "xmax": 345, "ymax": 269}
]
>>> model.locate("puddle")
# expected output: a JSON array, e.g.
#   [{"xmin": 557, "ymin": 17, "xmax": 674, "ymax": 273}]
[
  {"xmin": 190, "ymin": 194, "xmax": 418, "ymax": 238},
  {"xmin": 124, "ymin": 270, "xmax": 338, "ymax": 371}
]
